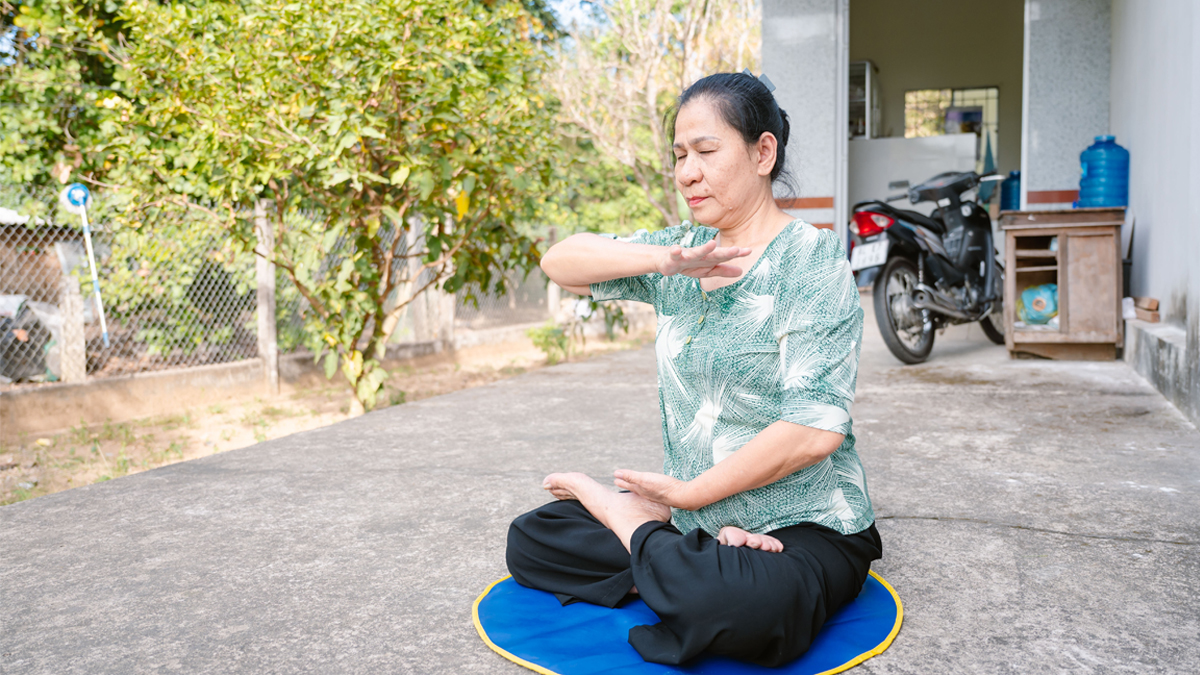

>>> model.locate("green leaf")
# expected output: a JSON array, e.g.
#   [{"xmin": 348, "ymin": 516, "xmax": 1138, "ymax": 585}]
[
  {"xmin": 381, "ymin": 205, "xmax": 404, "ymax": 224},
  {"xmin": 323, "ymin": 351, "xmax": 338, "ymax": 379},
  {"xmin": 413, "ymin": 170, "xmax": 436, "ymax": 201},
  {"xmin": 390, "ymin": 166, "xmax": 411, "ymax": 186},
  {"xmin": 328, "ymin": 169, "xmax": 352, "ymax": 186}
]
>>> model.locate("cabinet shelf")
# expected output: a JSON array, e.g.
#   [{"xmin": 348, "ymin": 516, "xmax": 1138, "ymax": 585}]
[
  {"xmin": 848, "ymin": 61, "xmax": 878, "ymax": 139},
  {"xmin": 1000, "ymin": 208, "xmax": 1125, "ymax": 361}
]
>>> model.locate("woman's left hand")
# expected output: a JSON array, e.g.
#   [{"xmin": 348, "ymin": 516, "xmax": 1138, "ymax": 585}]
[{"xmin": 613, "ymin": 470, "xmax": 694, "ymax": 510}]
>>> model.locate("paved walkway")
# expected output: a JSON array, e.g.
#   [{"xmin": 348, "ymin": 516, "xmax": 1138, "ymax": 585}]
[{"xmin": 3, "ymin": 297, "xmax": 1198, "ymax": 674}]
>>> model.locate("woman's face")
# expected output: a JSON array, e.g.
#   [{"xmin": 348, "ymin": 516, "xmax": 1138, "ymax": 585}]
[{"xmin": 672, "ymin": 97, "xmax": 776, "ymax": 229}]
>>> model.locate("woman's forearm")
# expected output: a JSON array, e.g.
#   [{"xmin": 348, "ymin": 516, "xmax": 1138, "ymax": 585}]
[
  {"xmin": 540, "ymin": 233, "xmax": 664, "ymax": 288},
  {"xmin": 679, "ymin": 421, "xmax": 845, "ymax": 511}
]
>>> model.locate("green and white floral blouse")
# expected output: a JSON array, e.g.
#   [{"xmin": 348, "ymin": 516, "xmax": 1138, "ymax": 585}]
[{"xmin": 592, "ymin": 219, "xmax": 874, "ymax": 537}]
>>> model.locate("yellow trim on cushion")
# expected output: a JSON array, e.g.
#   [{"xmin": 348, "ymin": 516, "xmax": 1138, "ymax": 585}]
[
  {"xmin": 473, "ymin": 575, "xmax": 561, "ymax": 675},
  {"xmin": 473, "ymin": 570, "xmax": 904, "ymax": 675},
  {"xmin": 810, "ymin": 570, "xmax": 904, "ymax": 675}
]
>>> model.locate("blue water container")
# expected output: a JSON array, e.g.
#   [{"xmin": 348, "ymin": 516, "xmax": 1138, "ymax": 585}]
[
  {"xmin": 1000, "ymin": 171, "xmax": 1021, "ymax": 211},
  {"xmin": 1078, "ymin": 135, "xmax": 1129, "ymax": 207}
]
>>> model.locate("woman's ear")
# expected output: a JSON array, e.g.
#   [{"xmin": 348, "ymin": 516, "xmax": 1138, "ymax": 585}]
[{"xmin": 755, "ymin": 132, "xmax": 778, "ymax": 178}]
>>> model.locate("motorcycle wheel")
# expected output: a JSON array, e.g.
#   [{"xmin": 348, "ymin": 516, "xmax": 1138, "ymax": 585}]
[
  {"xmin": 979, "ymin": 262, "xmax": 1006, "ymax": 345},
  {"xmin": 873, "ymin": 257, "xmax": 935, "ymax": 364},
  {"xmin": 980, "ymin": 308, "xmax": 1005, "ymax": 344}
]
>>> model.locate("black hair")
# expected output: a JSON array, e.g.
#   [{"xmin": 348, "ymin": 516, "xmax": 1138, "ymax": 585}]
[{"xmin": 668, "ymin": 72, "xmax": 794, "ymax": 189}]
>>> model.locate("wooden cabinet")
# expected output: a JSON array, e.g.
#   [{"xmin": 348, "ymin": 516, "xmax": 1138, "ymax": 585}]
[{"xmin": 999, "ymin": 208, "xmax": 1125, "ymax": 360}]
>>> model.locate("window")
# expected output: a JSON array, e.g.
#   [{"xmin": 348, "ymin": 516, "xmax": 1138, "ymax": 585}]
[{"xmin": 904, "ymin": 87, "xmax": 999, "ymax": 171}]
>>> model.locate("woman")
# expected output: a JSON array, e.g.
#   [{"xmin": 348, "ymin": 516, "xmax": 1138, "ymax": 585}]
[{"xmin": 505, "ymin": 72, "xmax": 881, "ymax": 668}]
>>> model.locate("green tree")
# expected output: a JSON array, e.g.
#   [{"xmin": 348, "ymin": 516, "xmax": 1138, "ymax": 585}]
[
  {"xmin": 1, "ymin": 0, "xmax": 125, "ymax": 197},
  {"xmin": 107, "ymin": 0, "xmax": 561, "ymax": 413},
  {"xmin": 541, "ymin": 136, "xmax": 665, "ymax": 237},
  {"xmin": 549, "ymin": 0, "xmax": 760, "ymax": 230}
]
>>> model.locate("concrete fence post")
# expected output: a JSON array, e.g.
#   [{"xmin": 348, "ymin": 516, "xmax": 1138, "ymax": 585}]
[
  {"xmin": 440, "ymin": 283, "xmax": 456, "ymax": 350},
  {"xmin": 58, "ymin": 277, "xmax": 87, "ymax": 383},
  {"xmin": 404, "ymin": 224, "xmax": 456, "ymax": 352},
  {"xmin": 254, "ymin": 199, "xmax": 279, "ymax": 395}
]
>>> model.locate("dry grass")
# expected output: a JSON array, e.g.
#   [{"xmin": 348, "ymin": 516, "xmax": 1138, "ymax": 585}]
[{"xmin": 1, "ymin": 333, "xmax": 651, "ymax": 505}]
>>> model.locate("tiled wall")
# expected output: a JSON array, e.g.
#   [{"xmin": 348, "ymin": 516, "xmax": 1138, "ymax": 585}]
[
  {"xmin": 763, "ymin": 0, "xmax": 839, "ymax": 228},
  {"xmin": 1021, "ymin": 0, "xmax": 1112, "ymax": 208}
]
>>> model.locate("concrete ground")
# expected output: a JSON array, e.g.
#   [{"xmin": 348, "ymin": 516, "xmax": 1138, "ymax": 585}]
[{"xmin": 2, "ymin": 293, "xmax": 1198, "ymax": 674}]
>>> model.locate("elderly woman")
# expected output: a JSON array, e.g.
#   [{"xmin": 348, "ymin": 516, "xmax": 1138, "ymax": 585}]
[{"xmin": 505, "ymin": 72, "xmax": 881, "ymax": 668}]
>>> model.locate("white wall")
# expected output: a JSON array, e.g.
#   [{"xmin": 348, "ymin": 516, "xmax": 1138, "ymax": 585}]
[
  {"xmin": 848, "ymin": 135, "xmax": 977, "ymax": 215},
  {"xmin": 1110, "ymin": 0, "xmax": 1199, "ymax": 332},
  {"xmin": 1021, "ymin": 0, "xmax": 1111, "ymax": 208}
]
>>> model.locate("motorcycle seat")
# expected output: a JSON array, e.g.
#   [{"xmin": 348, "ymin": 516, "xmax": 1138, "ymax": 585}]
[{"xmin": 892, "ymin": 208, "xmax": 946, "ymax": 234}]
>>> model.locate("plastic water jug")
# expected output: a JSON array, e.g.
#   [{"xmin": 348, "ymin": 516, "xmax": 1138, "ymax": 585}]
[
  {"xmin": 1000, "ymin": 171, "xmax": 1021, "ymax": 211},
  {"xmin": 1078, "ymin": 135, "xmax": 1129, "ymax": 207}
]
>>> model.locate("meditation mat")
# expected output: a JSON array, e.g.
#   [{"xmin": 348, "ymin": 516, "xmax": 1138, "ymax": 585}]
[{"xmin": 474, "ymin": 570, "xmax": 902, "ymax": 675}]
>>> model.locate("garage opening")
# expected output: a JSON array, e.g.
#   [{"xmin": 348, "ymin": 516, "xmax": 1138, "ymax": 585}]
[{"xmin": 848, "ymin": 0, "xmax": 1025, "ymax": 217}]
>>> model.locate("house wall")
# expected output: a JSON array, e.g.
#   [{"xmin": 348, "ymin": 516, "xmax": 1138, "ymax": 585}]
[
  {"xmin": 1021, "ymin": 0, "xmax": 1111, "ymax": 208},
  {"xmin": 848, "ymin": 0, "xmax": 1025, "ymax": 175},
  {"xmin": 1111, "ymin": 0, "xmax": 1199, "ymax": 426},
  {"xmin": 762, "ymin": 0, "xmax": 840, "ymax": 228}
]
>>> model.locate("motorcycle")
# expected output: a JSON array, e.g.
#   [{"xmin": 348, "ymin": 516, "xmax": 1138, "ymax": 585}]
[{"xmin": 848, "ymin": 170, "xmax": 1007, "ymax": 364}]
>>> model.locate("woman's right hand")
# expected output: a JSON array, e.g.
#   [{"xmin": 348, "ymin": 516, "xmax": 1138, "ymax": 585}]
[{"xmin": 656, "ymin": 239, "xmax": 752, "ymax": 278}]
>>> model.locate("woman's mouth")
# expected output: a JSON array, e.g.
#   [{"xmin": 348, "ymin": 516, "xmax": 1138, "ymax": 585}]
[{"xmin": 687, "ymin": 197, "xmax": 707, "ymax": 207}]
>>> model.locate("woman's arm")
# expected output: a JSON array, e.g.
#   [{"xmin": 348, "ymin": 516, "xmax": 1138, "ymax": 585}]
[
  {"xmin": 541, "ymin": 233, "xmax": 752, "ymax": 296},
  {"xmin": 613, "ymin": 420, "xmax": 845, "ymax": 511}
]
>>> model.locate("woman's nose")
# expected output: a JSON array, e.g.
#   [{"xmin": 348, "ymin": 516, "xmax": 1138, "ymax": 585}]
[{"xmin": 676, "ymin": 158, "xmax": 701, "ymax": 185}]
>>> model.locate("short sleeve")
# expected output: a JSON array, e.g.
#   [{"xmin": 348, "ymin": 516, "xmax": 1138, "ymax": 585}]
[
  {"xmin": 777, "ymin": 228, "xmax": 863, "ymax": 436},
  {"xmin": 589, "ymin": 224, "xmax": 700, "ymax": 306}
]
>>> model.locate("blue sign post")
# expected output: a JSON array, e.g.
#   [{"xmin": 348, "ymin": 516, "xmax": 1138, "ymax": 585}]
[{"xmin": 61, "ymin": 183, "xmax": 110, "ymax": 348}]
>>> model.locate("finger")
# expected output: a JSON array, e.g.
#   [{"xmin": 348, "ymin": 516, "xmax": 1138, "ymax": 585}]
[
  {"xmin": 613, "ymin": 478, "xmax": 648, "ymax": 498},
  {"xmin": 708, "ymin": 246, "xmax": 752, "ymax": 261},
  {"xmin": 685, "ymin": 240, "xmax": 717, "ymax": 257}
]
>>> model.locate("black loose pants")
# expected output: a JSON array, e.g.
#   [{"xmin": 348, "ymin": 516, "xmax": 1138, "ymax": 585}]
[{"xmin": 506, "ymin": 499, "xmax": 882, "ymax": 667}]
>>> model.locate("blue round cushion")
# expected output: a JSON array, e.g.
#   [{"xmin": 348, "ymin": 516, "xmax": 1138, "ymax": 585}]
[{"xmin": 474, "ymin": 570, "xmax": 902, "ymax": 675}]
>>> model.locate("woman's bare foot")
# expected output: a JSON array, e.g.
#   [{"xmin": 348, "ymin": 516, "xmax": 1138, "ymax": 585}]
[
  {"xmin": 544, "ymin": 472, "xmax": 671, "ymax": 552},
  {"xmin": 717, "ymin": 526, "xmax": 784, "ymax": 553}
]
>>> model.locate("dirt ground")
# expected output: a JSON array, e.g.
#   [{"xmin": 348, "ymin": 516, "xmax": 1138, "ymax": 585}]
[{"xmin": 0, "ymin": 332, "xmax": 651, "ymax": 506}]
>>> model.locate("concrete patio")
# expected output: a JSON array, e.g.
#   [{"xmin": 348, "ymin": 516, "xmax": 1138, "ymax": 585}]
[{"xmin": 2, "ymin": 296, "xmax": 1198, "ymax": 674}]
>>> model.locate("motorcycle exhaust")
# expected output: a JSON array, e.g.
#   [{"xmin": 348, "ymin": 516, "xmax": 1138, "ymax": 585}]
[{"xmin": 912, "ymin": 284, "xmax": 974, "ymax": 320}]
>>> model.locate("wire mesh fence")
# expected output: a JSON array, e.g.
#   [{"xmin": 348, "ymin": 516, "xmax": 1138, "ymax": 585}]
[
  {"xmin": 0, "ymin": 186, "xmax": 561, "ymax": 387},
  {"xmin": 455, "ymin": 270, "xmax": 554, "ymax": 331}
]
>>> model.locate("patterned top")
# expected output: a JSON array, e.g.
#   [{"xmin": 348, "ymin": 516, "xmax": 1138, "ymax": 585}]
[{"xmin": 592, "ymin": 220, "xmax": 874, "ymax": 537}]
